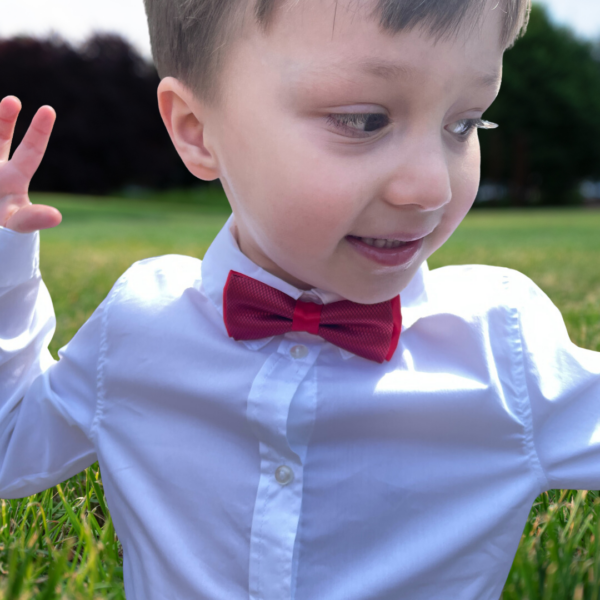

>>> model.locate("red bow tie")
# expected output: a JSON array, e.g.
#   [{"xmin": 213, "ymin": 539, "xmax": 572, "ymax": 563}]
[{"xmin": 222, "ymin": 271, "xmax": 401, "ymax": 363}]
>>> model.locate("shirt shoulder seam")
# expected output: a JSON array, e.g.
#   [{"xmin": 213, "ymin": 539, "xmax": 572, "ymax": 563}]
[
  {"xmin": 90, "ymin": 273, "xmax": 129, "ymax": 441},
  {"xmin": 504, "ymin": 272, "xmax": 550, "ymax": 494}
]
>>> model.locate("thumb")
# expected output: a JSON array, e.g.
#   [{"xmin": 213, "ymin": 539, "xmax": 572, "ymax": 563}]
[{"xmin": 5, "ymin": 204, "xmax": 62, "ymax": 234}]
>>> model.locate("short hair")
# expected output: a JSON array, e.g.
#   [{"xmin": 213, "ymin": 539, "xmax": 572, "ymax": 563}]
[{"xmin": 144, "ymin": 0, "xmax": 531, "ymax": 105}]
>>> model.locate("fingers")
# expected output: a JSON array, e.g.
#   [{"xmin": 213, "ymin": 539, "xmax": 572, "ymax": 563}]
[
  {"xmin": 4, "ymin": 203, "xmax": 62, "ymax": 234},
  {"xmin": 0, "ymin": 96, "xmax": 22, "ymax": 163},
  {"xmin": 9, "ymin": 105, "xmax": 56, "ymax": 183},
  {"xmin": 0, "ymin": 99, "xmax": 60, "ymax": 233}
]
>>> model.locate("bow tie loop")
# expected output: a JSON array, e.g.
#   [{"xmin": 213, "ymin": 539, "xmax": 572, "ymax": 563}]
[{"xmin": 223, "ymin": 270, "xmax": 401, "ymax": 363}]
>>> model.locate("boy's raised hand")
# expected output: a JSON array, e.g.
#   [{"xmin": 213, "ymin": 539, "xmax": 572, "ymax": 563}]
[{"xmin": 0, "ymin": 96, "xmax": 62, "ymax": 234}]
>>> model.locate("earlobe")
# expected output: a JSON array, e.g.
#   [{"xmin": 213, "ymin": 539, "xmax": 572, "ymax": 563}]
[{"xmin": 157, "ymin": 77, "xmax": 220, "ymax": 181}]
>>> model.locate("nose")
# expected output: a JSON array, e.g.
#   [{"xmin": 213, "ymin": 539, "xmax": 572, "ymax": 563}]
[{"xmin": 381, "ymin": 134, "xmax": 453, "ymax": 211}]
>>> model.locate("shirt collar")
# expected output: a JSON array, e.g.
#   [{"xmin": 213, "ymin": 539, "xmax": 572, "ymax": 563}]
[{"xmin": 201, "ymin": 214, "xmax": 429, "ymax": 355}]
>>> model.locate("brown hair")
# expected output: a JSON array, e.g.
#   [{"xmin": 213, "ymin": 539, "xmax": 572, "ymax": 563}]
[{"xmin": 144, "ymin": 0, "xmax": 531, "ymax": 105}]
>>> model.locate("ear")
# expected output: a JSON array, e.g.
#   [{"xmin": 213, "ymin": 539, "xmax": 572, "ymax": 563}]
[{"xmin": 157, "ymin": 77, "xmax": 220, "ymax": 181}]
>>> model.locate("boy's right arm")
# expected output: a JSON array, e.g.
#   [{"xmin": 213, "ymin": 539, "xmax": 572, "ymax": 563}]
[{"xmin": 0, "ymin": 96, "xmax": 100, "ymax": 499}]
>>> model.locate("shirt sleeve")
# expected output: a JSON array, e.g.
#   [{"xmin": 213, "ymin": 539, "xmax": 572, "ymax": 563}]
[
  {"xmin": 0, "ymin": 227, "xmax": 101, "ymax": 499},
  {"xmin": 514, "ymin": 270, "xmax": 600, "ymax": 491}
]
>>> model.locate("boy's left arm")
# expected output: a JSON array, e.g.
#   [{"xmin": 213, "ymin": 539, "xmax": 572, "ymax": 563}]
[{"xmin": 515, "ymin": 272, "xmax": 600, "ymax": 491}]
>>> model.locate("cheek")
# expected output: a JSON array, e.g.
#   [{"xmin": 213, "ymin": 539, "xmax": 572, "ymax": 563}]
[
  {"xmin": 257, "ymin": 181, "xmax": 351, "ymax": 257},
  {"xmin": 224, "ymin": 123, "xmax": 363, "ymax": 253},
  {"xmin": 433, "ymin": 143, "xmax": 481, "ymax": 244},
  {"xmin": 450, "ymin": 141, "xmax": 480, "ymax": 209}
]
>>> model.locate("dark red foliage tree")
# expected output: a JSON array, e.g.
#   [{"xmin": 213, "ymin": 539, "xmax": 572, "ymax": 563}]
[{"xmin": 0, "ymin": 34, "xmax": 197, "ymax": 194}]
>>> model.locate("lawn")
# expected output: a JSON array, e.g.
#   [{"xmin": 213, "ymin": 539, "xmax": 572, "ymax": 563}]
[{"xmin": 3, "ymin": 191, "xmax": 600, "ymax": 599}]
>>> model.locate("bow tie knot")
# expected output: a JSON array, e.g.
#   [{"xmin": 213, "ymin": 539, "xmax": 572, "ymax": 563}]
[
  {"xmin": 292, "ymin": 300, "xmax": 322, "ymax": 335},
  {"xmin": 222, "ymin": 271, "xmax": 401, "ymax": 363}
]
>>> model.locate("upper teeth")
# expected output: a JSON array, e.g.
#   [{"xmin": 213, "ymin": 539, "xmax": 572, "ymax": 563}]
[{"xmin": 360, "ymin": 237, "xmax": 407, "ymax": 249}]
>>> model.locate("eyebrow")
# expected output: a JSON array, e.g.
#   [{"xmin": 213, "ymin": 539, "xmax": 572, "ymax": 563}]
[
  {"xmin": 356, "ymin": 58, "xmax": 414, "ymax": 80},
  {"xmin": 472, "ymin": 70, "xmax": 503, "ymax": 89},
  {"xmin": 310, "ymin": 58, "xmax": 501, "ymax": 89}
]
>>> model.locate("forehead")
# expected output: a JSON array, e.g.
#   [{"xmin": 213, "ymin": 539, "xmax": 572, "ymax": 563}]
[
  {"xmin": 239, "ymin": 0, "xmax": 504, "ymax": 86},
  {"xmin": 257, "ymin": 0, "xmax": 506, "ymax": 44},
  {"xmin": 260, "ymin": 0, "xmax": 498, "ymax": 35}
]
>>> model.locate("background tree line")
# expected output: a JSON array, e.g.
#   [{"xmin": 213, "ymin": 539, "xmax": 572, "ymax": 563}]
[
  {"xmin": 1, "ymin": 3, "xmax": 599, "ymax": 206},
  {"xmin": 480, "ymin": 3, "xmax": 600, "ymax": 206},
  {"xmin": 0, "ymin": 34, "xmax": 196, "ymax": 195}
]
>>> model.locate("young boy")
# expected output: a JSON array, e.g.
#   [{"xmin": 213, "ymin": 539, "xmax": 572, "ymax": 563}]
[{"xmin": 1, "ymin": 0, "xmax": 599, "ymax": 598}]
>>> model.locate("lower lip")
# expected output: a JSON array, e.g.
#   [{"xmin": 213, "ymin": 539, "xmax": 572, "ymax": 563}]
[{"xmin": 346, "ymin": 236, "xmax": 424, "ymax": 267}]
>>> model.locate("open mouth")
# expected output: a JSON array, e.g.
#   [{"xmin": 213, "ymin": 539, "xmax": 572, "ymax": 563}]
[
  {"xmin": 345, "ymin": 235, "xmax": 424, "ymax": 267},
  {"xmin": 348, "ymin": 236, "xmax": 410, "ymax": 249}
]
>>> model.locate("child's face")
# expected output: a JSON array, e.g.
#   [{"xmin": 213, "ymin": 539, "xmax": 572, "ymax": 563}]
[{"xmin": 200, "ymin": 0, "xmax": 504, "ymax": 303}]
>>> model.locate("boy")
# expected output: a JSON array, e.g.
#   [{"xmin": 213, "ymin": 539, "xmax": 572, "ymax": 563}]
[{"xmin": 1, "ymin": 0, "xmax": 599, "ymax": 598}]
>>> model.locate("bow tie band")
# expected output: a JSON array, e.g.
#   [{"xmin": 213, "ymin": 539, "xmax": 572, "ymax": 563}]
[{"xmin": 222, "ymin": 271, "xmax": 401, "ymax": 363}]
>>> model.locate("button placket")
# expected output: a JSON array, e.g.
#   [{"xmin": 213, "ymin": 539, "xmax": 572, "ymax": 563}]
[{"xmin": 247, "ymin": 341, "xmax": 320, "ymax": 600}]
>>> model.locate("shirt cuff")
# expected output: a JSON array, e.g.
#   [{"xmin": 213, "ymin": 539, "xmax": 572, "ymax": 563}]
[{"xmin": 0, "ymin": 226, "xmax": 40, "ymax": 288}]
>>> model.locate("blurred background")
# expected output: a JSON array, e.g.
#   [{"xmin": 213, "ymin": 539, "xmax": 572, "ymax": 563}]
[{"xmin": 0, "ymin": 0, "xmax": 600, "ymax": 206}]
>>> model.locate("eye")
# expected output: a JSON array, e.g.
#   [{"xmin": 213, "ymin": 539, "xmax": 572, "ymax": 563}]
[
  {"xmin": 446, "ymin": 118, "xmax": 498, "ymax": 140},
  {"xmin": 326, "ymin": 113, "xmax": 390, "ymax": 137}
]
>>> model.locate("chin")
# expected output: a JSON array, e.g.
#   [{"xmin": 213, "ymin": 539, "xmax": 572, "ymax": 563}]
[
  {"xmin": 345, "ymin": 269, "xmax": 419, "ymax": 304},
  {"xmin": 337, "ymin": 285, "xmax": 402, "ymax": 305}
]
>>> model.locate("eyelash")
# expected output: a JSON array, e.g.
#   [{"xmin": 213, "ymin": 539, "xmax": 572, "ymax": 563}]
[
  {"xmin": 326, "ymin": 113, "xmax": 499, "ymax": 140},
  {"xmin": 326, "ymin": 113, "xmax": 389, "ymax": 138},
  {"xmin": 446, "ymin": 118, "xmax": 499, "ymax": 140}
]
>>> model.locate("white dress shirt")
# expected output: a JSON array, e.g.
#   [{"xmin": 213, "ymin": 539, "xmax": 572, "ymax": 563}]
[{"xmin": 2, "ymin": 216, "xmax": 600, "ymax": 600}]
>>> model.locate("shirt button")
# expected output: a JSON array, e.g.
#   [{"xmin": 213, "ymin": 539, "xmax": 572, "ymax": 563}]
[
  {"xmin": 275, "ymin": 465, "xmax": 294, "ymax": 486},
  {"xmin": 290, "ymin": 344, "xmax": 309, "ymax": 359}
]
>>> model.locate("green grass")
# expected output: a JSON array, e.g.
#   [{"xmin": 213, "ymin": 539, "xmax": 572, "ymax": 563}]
[
  {"xmin": 428, "ymin": 209, "xmax": 600, "ymax": 353},
  {"xmin": 34, "ymin": 192, "xmax": 232, "ymax": 355},
  {"xmin": 2, "ymin": 191, "xmax": 600, "ymax": 599}
]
